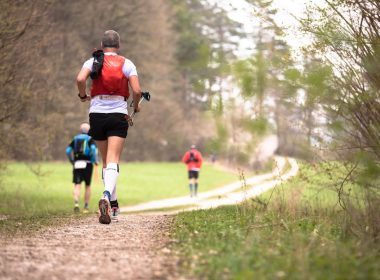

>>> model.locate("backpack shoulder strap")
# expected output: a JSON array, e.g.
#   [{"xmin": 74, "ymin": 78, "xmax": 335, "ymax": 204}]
[{"xmin": 73, "ymin": 135, "xmax": 79, "ymax": 151}]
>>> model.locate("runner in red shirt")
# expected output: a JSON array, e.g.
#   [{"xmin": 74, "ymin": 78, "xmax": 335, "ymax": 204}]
[{"xmin": 182, "ymin": 145, "xmax": 203, "ymax": 197}]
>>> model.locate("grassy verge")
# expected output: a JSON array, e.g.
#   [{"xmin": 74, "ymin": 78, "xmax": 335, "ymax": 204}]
[
  {"xmin": 0, "ymin": 161, "xmax": 238, "ymax": 235},
  {"xmin": 171, "ymin": 162, "xmax": 380, "ymax": 279}
]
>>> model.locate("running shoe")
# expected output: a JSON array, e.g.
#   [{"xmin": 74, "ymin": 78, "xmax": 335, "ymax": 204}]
[
  {"xmin": 74, "ymin": 204, "xmax": 80, "ymax": 213},
  {"xmin": 111, "ymin": 207, "xmax": 120, "ymax": 222},
  {"xmin": 98, "ymin": 198, "xmax": 111, "ymax": 224},
  {"xmin": 83, "ymin": 207, "xmax": 90, "ymax": 214}
]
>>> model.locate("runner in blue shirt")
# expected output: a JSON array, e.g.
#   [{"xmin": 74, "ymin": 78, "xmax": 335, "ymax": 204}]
[{"xmin": 66, "ymin": 123, "xmax": 98, "ymax": 213}]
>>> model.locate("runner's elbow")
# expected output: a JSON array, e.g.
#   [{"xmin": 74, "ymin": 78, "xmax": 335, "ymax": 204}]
[
  {"xmin": 76, "ymin": 76, "xmax": 86, "ymax": 85},
  {"xmin": 133, "ymin": 88, "xmax": 142, "ymax": 95}
]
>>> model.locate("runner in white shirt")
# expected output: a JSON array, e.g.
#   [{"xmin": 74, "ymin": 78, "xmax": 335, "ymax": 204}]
[
  {"xmin": 82, "ymin": 55, "xmax": 138, "ymax": 114},
  {"xmin": 76, "ymin": 30, "xmax": 142, "ymax": 224}
]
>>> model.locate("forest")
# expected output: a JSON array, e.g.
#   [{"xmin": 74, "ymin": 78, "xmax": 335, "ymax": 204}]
[
  {"xmin": 1, "ymin": 0, "xmax": 379, "ymax": 167},
  {"xmin": 0, "ymin": 0, "xmax": 379, "ymax": 278}
]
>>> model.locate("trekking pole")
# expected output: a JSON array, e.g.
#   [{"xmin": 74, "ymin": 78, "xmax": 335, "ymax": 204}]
[{"xmin": 127, "ymin": 91, "xmax": 151, "ymax": 127}]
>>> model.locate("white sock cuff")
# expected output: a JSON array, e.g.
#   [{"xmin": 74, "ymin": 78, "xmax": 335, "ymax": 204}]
[{"xmin": 106, "ymin": 163, "xmax": 119, "ymax": 172}]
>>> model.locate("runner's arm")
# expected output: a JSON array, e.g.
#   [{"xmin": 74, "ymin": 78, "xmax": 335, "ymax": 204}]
[
  {"xmin": 123, "ymin": 60, "xmax": 141, "ymax": 112},
  {"xmin": 90, "ymin": 143, "xmax": 98, "ymax": 164},
  {"xmin": 76, "ymin": 68, "xmax": 91, "ymax": 98},
  {"xmin": 129, "ymin": 75, "xmax": 141, "ymax": 113},
  {"xmin": 198, "ymin": 152, "xmax": 203, "ymax": 167},
  {"xmin": 182, "ymin": 152, "xmax": 189, "ymax": 164},
  {"xmin": 65, "ymin": 145, "xmax": 74, "ymax": 164}
]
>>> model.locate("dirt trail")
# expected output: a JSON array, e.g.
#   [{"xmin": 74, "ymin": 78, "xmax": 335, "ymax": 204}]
[
  {"xmin": 121, "ymin": 157, "xmax": 298, "ymax": 214},
  {"xmin": 0, "ymin": 214, "xmax": 181, "ymax": 280}
]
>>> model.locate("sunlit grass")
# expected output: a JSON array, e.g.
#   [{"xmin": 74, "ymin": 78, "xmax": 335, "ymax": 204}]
[{"xmin": 0, "ymin": 161, "xmax": 238, "ymax": 234}]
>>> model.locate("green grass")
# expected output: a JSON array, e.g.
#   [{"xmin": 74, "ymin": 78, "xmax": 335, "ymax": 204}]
[
  {"xmin": 172, "ymin": 161, "xmax": 380, "ymax": 280},
  {"xmin": 0, "ymin": 161, "xmax": 238, "ymax": 235}
]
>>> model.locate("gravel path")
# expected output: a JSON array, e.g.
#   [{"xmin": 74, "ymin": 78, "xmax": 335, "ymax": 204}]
[{"xmin": 0, "ymin": 214, "xmax": 181, "ymax": 280}]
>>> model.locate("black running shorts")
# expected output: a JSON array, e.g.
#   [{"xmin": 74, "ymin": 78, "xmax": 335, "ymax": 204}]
[
  {"xmin": 89, "ymin": 113, "xmax": 129, "ymax": 141},
  {"xmin": 188, "ymin": 170, "xmax": 199, "ymax": 179},
  {"xmin": 73, "ymin": 163, "xmax": 93, "ymax": 185}
]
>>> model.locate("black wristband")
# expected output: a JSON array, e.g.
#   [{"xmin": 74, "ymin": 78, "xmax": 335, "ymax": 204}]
[{"xmin": 78, "ymin": 93, "xmax": 87, "ymax": 100}]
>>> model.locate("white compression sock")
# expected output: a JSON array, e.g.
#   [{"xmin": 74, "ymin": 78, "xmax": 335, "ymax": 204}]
[
  {"xmin": 111, "ymin": 185, "xmax": 117, "ymax": 201},
  {"xmin": 104, "ymin": 163, "xmax": 119, "ymax": 198},
  {"xmin": 103, "ymin": 167, "xmax": 117, "ymax": 201}
]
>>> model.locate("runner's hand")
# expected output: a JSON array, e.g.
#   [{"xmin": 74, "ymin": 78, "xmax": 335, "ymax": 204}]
[
  {"xmin": 78, "ymin": 93, "xmax": 90, "ymax": 102},
  {"xmin": 125, "ymin": 114, "xmax": 134, "ymax": 126},
  {"xmin": 81, "ymin": 96, "xmax": 91, "ymax": 102}
]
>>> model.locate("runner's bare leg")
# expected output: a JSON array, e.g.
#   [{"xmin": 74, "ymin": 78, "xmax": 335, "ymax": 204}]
[
  {"xmin": 95, "ymin": 140, "xmax": 108, "ymax": 168},
  {"xmin": 194, "ymin": 178, "xmax": 198, "ymax": 196},
  {"xmin": 73, "ymin": 184, "xmax": 81, "ymax": 203},
  {"xmin": 84, "ymin": 185, "xmax": 91, "ymax": 205},
  {"xmin": 106, "ymin": 136, "xmax": 125, "ymax": 164}
]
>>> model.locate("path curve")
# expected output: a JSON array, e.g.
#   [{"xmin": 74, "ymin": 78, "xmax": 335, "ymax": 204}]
[{"xmin": 120, "ymin": 157, "xmax": 298, "ymax": 214}]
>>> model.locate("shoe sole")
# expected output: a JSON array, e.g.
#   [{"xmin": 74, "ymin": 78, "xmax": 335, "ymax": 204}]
[{"xmin": 98, "ymin": 199, "xmax": 111, "ymax": 224}]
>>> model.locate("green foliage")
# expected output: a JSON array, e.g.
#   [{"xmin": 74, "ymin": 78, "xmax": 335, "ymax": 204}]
[
  {"xmin": 204, "ymin": 139, "xmax": 223, "ymax": 155},
  {"xmin": 327, "ymin": 120, "xmax": 344, "ymax": 132},
  {"xmin": 233, "ymin": 59, "xmax": 255, "ymax": 98},
  {"xmin": 172, "ymin": 162, "xmax": 380, "ymax": 279},
  {"xmin": 205, "ymin": 119, "xmax": 229, "ymax": 154},
  {"xmin": 300, "ymin": 0, "xmax": 380, "ymax": 167},
  {"xmin": 172, "ymin": 0, "xmax": 211, "ymax": 76},
  {"xmin": 216, "ymin": 120, "xmax": 229, "ymax": 141},
  {"xmin": 303, "ymin": 63, "xmax": 333, "ymax": 103},
  {"xmin": 282, "ymin": 68, "xmax": 302, "ymax": 99},
  {"xmin": 255, "ymin": 50, "xmax": 267, "ymax": 99},
  {"xmin": 284, "ymin": 68, "xmax": 301, "ymax": 83},
  {"xmin": 231, "ymin": 0, "xmax": 305, "ymax": 158},
  {"xmin": 355, "ymin": 152, "xmax": 380, "ymax": 186},
  {"xmin": 242, "ymin": 117, "xmax": 268, "ymax": 136},
  {"xmin": 171, "ymin": 0, "xmax": 242, "ymax": 105},
  {"xmin": 232, "ymin": 51, "xmax": 270, "ymax": 104},
  {"xmin": 235, "ymin": 151, "xmax": 250, "ymax": 166}
]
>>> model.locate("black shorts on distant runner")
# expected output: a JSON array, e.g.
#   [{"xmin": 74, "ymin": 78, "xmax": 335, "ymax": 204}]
[
  {"xmin": 188, "ymin": 170, "xmax": 199, "ymax": 179},
  {"xmin": 89, "ymin": 113, "xmax": 129, "ymax": 141},
  {"xmin": 73, "ymin": 163, "xmax": 93, "ymax": 185}
]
